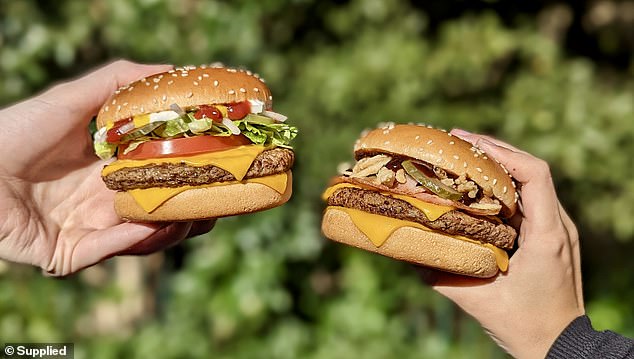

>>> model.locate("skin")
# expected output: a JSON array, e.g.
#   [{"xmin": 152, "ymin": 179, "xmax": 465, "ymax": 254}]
[
  {"xmin": 0, "ymin": 60, "xmax": 215, "ymax": 276},
  {"xmin": 421, "ymin": 128, "xmax": 585, "ymax": 359}
]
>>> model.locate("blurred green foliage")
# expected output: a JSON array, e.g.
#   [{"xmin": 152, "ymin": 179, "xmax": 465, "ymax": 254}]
[{"xmin": 1, "ymin": 0, "xmax": 633, "ymax": 358}]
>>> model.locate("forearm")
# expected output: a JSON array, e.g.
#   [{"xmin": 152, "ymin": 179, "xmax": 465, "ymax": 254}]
[{"xmin": 547, "ymin": 315, "xmax": 634, "ymax": 359}]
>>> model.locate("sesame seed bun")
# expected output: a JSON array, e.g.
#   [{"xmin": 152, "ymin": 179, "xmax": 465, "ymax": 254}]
[
  {"xmin": 115, "ymin": 172, "xmax": 292, "ymax": 221},
  {"xmin": 354, "ymin": 124, "xmax": 517, "ymax": 217},
  {"xmin": 96, "ymin": 65, "xmax": 272, "ymax": 128},
  {"xmin": 322, "ymin": 207, "xmax": 499, "ymax": 278}
]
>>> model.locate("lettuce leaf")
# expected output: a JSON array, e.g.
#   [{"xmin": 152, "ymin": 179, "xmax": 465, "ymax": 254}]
[{"xmin": 94, "ymin": 110, "xmax": 298, "ymax": 159}]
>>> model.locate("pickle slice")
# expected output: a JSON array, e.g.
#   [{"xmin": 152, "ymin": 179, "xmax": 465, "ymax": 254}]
[{"xmin": 401, "ymin": 160, "xmax": 463, "ymax": 201}]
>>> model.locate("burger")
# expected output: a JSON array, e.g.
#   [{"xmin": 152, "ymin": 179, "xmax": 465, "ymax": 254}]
[
  {"xmin": 321, "ymin": 123, "xmax": 518, "ymax": 278},
  {"xmin": 93, "ymin": 65, "xmax": 297, "ymax": 221}
]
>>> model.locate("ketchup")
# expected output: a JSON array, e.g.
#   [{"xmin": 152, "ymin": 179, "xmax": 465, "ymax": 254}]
[
  {"xmin": 194, "ymin": 105, "xmax": 222, "ymax": 122},
  {"xmin": 226, "ymin": 101, "xmax": 250, "ymax": 120},
  {"xmin": 106, "ymin": 118, "xmax": 133, "ymax": 143}
]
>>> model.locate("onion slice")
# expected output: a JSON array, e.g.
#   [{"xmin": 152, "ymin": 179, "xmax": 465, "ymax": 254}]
[
  {"xmin": 263, "ymin": 110, "xmax": 287, "ymax": 122},
  {"xmin": 222, "ymin": 118, "xmax": 241, "ymax": 135}
]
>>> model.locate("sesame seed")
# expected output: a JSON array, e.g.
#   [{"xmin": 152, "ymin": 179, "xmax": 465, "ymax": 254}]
[
  {"xmin": 463, "ymin": 162, "xmax": 468, "ymax": 168},
  {"xmin": 269, "ymin": 95, "xmax": 273, "ymax": 100},
  {"xmin": 172, "ymin": 73, "xmax": 178, "ymax": 77},
  {"xmin": 202, "ymin": 73, "xmax": 209, "ymax": 78},
  {"xmin": 186, "ymin": 92, "xmax": 193, "ymax": 98},
  {"xmin": 415, "ymin": 135, "xmax": 420, "ymax": 140},
  {"xmin": 161, "ymin": 95, "xmax": 167, "ymax": 102},
  {"xmin": 128, "ymin": 86, "xmax": 134, "ymax": 92},
  {"xmin": 122, "ymin": 102, "xmax": 128, "ymax": 106},
  {"xmin": 182, "ymin": 73, "xmax": 188, "ymax": 77},
  {"xmin": 246, "ymin": 70, "xmax": 252, "ymax": 75},
  {"xmin": 153, "ymin": 78, "xmax": 160, "ymax": 83},
  {"xmin": 153, "ymin": 85, "xmax": 159, "ymax": 90},
  {"xmin": 511, "ymin": 181, "xmax": 517, "ymax": 188},
  {"xmin": 111, "ymin": 99, "xmax": 116, "ymax": 105},
  {"xmin": 483, "ymin": 175, "xmax": 489, "ymax": 181},
  {"xmin": 438, "ymin": 149, "xmax": 443, "ymax": 154},
  {"xmin": 483, "ymin": 156, "xmax": 488, "ymax": 160},
  {"xmin": 239, "ymin": 88, "xmax": 246, "ymax": 93},
  {"xmin": 145, "ymin": 81, "xmax": 151, "ymax": 86},
  {"xmin": 476, "ymin": 167, "xmax": 483, "ymax": 172},
  {"xmin": 193, "ymin": 81, "xmax": 199, "ymax": 86},
  {"xmin": 493, "ymin": 179, "xmax": 498, "ymax": 185},
  {"xmin": 139, "ymin": 106, "xmax": 144, "ymax": 112},
  {"xmin": 228, "ymin": 90, "xmax": 235, "ymax": 95},
  {"xmin": 116, "ymin": 105, "xmax": 121, "ymax": 111},
  {"xmin": 153, "ymin": 98, "xmax": 158, "ymax": 104},
  {"xmin": 449, "ymin": 141, "xmax": 455, "ymax": 145},
  {"xmin": 453, "ymin": 155, "xmax": 460, "ymax": 160},
  {"xmin": 158, "ymin": 74, "xmax": 164, "ymax": 79},
  {"xmin": 168, "ymin": 80, "xmax": 174, "ymax": 85},
  {"xmin": 254, "ymin": 88, "xmax": 259, "ymax": 92},
  {"xmin": 197, "ymin": 76, "xmax": 202, "ymax": 81},
  {"xmin": 503, "ymin": 186, "xmax": 508, "ymax": 194},
  {"xmin": 427, "ymin": 140, "xmax": 433, "ymax": 145},
  {"xmin": 254, "ymin": 73, "xmax": 260, "ymax": 78},
  {"xmin": 213, "ymin": 80, "xmax": 219, "ymax": 87},
  {"xmin": 384, "ymin": 141, "xmax": 390, "ymax": 145},
  {"xmin": 104, "ymin": 106, "xmax": 109, "ymax": 112},
  {"xmin": 436, "ymin": 158, "xmax": 442, "ymax": 163}
]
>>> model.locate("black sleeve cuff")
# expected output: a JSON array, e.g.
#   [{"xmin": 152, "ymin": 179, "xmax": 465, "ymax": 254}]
[{"xmin": 546, "ymin": 315, "xmax": 634, "ymax": 359}]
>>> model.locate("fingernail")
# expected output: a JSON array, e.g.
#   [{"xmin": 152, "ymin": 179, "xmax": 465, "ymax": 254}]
[{"xmin": 450, "ymin": 128, "xmax": 472, "ymax": 137}]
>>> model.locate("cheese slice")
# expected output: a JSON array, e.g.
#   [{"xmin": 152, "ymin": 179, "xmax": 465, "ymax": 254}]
[
  {"xmin": 322, "ymin": 183, "xmax": 453, "ymax": 221},
  {"xmin": 129, "ymin": 172, "xmax": 288, "ymax": 213},
  {"xmin": 102, "ymin": 145, "xmax": 266, "ymax": 181},
  {"xmin": 333, "ymin": 206, "xmax": 508, "ymax": 272}
]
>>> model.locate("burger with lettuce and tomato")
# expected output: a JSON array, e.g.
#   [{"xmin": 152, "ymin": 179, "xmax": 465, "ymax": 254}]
[{"xmin": 93, "ymin": 65, "xmax": 297, "ymax": 221}]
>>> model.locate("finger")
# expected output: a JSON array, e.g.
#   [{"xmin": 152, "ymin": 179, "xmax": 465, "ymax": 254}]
[
  {"xmin": 473, "ymin": 139, "xmax": 561, "ymax": 234},
  {"xmin": 118, "ymin": 222, "xmax": 194, "ymax": 256},
  {"xmin": 186, "ymin": 219, "xmax": 217, "ymax": 238},
  {"xmin": 450, "ymin": 128, "xmax": 523, "ymax": 153},
  {"xmin": 60, "ymin": 221, "xmax": 192, "ymax": 274},
  {"xmin": 559, "ymin": 203, "xmax": 583, "ymax": 308},
  {"xmin": 40, "ymin": 59, "xmax": 173, "ymax": 117}
]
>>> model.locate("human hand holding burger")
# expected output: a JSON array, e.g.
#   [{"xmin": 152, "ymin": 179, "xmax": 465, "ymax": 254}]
[
  {"xmin": 0, "ymin": 60, "xmax": 215, "ymax": 276},
  {"xmin": 428, "ymin": 129, "xmax": 584, "ymax": 359}
]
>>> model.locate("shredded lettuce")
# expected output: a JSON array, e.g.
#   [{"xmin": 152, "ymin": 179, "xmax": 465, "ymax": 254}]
[{"xmin": 93, "ymin": 109, "xmax": 298, "ymax": 159}]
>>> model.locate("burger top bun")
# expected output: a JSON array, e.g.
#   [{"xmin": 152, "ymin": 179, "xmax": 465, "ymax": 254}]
[
  {"xmin": 96, "ymin": 65, "xmax": 272, "ymax": 128},
  {"xmin": 354, "ymin": 124, "xmax": 517, "ymax": 217}
]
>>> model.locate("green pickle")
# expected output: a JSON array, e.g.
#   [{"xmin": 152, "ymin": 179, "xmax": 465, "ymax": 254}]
[{"xmin": 401, "ymin": 160, "xmax": 463, "ymax": 201}]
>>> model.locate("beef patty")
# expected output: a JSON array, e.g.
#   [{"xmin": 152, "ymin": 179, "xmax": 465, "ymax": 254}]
[
  {"xmin": 103, "ymin": 147, "xmax": 294, "ymax": 191},
  {"xmin": 327, "ymin": 187, "xmax": 516, "ymax": 249}
]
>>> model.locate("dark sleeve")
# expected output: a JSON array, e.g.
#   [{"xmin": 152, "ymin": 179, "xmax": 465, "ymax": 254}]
[{"xmin": 546, "ymin": 315, "xmax": 634, "ymax": 359}]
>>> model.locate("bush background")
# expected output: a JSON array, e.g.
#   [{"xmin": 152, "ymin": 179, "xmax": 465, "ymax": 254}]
[{"xmin": 1, "ymin": 0, "xmax": 633, "ymax": 358}]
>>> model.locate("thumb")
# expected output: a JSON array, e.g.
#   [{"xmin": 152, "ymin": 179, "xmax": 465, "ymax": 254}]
[{"xmin": 40, "ymin": 59, "xmax": 173, "ymax": 117}]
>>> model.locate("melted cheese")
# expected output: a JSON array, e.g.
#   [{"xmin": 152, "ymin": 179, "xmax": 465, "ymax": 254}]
[
  {"xmin": 129, "ymin": 172, "xmax": 288, "ymax": 213},
  {"xmin": 322, "ymin": 183, "xmax": 454, "ymax": 221},
  {"xmin": 333, "ymin": 207, "xmax": 508, "ymax": 271},
  {"xmin": 102, "ymin": 145, "xmax": 266, "ymax": 180}
]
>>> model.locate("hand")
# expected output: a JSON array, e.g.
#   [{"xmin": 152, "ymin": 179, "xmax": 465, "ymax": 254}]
[
  {"xmin": 0, "ymin": 60, "xmax": 215, "ymax": 276},
  {"xmin": 421, "ymin": 129, "xmax": 585, "ymax": 359}
]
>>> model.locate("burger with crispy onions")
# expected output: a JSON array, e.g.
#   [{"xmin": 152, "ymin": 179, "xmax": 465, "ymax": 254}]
[
  {"xmin": 93, "ymin": 65, "xmax": 297, "ymax": 221},
  {"xmin": 321, "ymin": 123, "xmax": 518, "ymax": 278}
]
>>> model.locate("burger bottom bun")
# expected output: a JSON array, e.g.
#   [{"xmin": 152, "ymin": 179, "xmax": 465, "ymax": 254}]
[
  {"xmin": 321, "ymin": 207, "xmax": 499, "ymax": 278},
  {"xmin": 114, "ymin": 171, "xmax": 292, "ymax": 222}
]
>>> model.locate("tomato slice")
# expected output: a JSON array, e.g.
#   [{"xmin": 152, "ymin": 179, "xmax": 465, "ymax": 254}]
[{"xmin": 118, "ymin": 135, "xmax": 252, "ymax": 160}]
